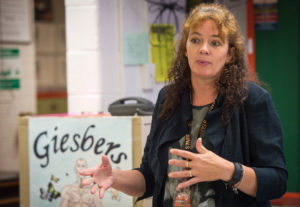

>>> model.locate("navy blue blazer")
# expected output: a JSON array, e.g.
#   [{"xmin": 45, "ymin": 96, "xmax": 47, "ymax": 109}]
[{"xmin": 136, "ymin": 81, "xmax": 287, "ymax": 207}]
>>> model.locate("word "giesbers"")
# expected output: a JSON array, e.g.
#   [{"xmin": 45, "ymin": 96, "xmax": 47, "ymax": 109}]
[{"xmin": 33, "ymin": 124, "xmax": 128, "ymax": 168}]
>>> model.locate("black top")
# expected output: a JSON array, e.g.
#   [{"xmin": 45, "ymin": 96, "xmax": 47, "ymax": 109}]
[{"xmin": 136, "ymin": 81, "xmax": 287, "ymax": 207}]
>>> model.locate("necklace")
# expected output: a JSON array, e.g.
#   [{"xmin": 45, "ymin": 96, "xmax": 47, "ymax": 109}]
[
  {"xmin": 174, "ymin": 90, "xmax": 216, "ymax": 205},
  {"xmin": 185, "ymin": 101, "xmax": 215, "ymax": 151},
  {"xmin": 173, "ymin": 101, "xmax": 215, "ymax": 207}
]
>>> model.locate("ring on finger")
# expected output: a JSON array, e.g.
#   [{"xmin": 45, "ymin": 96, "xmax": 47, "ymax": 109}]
[
  {"xmin": 189, "ymin": 170, "xmax": 192, "ymax": 178},
  {"xmin": 186, "ymin": 161, "xmax": 189, "ymax": 168}
]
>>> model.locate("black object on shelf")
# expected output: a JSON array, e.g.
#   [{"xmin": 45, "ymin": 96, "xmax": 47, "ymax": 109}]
[{"xmin": 108, "ymin": 97, "xmax": 154, "ymax": 116}]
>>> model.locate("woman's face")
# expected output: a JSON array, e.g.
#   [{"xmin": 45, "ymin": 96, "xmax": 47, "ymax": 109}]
[{"xmin": 186, "ymin": 19, "xmax": 232, "ymax": 83}]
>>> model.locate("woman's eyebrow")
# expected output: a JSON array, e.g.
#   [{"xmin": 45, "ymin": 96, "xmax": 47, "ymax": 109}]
[{"xmin": 190, "ymin": 32, "xmax": 221, "ymax": 38}]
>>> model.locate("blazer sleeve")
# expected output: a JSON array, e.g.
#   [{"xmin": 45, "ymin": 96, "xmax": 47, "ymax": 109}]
[
  {"xmin": 134, "ymin": 87, "xmax": 166, "ymax": 200},
  {"xmin": 246, "ymin": 87, "xmax": 288, "ymax": 202}
]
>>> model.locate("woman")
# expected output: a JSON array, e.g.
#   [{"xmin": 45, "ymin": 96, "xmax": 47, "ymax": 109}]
[{"xmin": 79, "ymin": 3, "xmax": 287, "ymax": 207}]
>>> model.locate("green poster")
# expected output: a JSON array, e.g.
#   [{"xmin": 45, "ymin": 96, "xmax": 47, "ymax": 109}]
[{"xmin": 0, "ymin": 48, "xmax": 20, "ymax": 89}]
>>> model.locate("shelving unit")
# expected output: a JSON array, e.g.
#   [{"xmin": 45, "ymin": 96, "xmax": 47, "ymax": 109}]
[{"xmin": 0, "ymin": 172, "xmax": 19, "ymax": 207}]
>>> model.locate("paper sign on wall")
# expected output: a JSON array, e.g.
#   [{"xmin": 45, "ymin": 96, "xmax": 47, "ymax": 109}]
[
  {"xmin": 123, "ymin": 33, "xmax": 149, "ymax": 66},
  {"xmin": 150, "ymin": 24, "xmax": 175, "ymax": 82},
  {"xmin": 254, "ymin": 0, "xmax": 278, "ymax": 30},
  {"xmin": 0, "ymin": 0, "xmax": 31, "ymax": 43},
  {"xmin": 0, "ymin": 48, "xmax": 21, "ymax": 90},
  {"xmin": 28, "ymin": 116, "xmax": 133, "ymax": 207}
]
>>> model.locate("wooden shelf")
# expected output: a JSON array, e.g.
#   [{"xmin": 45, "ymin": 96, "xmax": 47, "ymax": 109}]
[{"xmin": 0, "ymin": 172, "xmax": 19, "ymax": 207}]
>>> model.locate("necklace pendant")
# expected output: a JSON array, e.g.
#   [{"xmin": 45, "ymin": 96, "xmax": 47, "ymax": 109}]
[{"xmin": 173, "ymin": 188, "xmax": 191, "ymax": 207}]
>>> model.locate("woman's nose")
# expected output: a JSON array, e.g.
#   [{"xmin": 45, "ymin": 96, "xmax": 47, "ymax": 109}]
[{"xmin": 199, "ymin": 42, "xmax": 209, "ymax": 54}]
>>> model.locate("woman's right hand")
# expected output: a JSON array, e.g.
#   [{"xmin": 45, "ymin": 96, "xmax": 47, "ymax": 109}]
[{"xmin": 79, "ymin": 155, "xmax": 114, "ymax": 199}]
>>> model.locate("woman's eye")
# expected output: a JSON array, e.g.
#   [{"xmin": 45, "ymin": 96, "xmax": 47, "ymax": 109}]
[
  {"xmin": 191, "ymin": 38, "xmax": 199, "ymax": 44},
  {"xmin": 211, "ymin": 40, "xmax": 221, "ymax": 46}
]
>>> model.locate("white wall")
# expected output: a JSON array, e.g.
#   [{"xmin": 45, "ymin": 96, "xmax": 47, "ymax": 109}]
[
  {"xmin": 65, "ymin": 0, "xmax": 186, "ymax": 114},
  {"xmin": 0, "ymin": 0, "xmax": 36, "ymax": 172}
]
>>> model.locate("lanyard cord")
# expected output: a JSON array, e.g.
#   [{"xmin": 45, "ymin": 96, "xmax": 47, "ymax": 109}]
[{"xmin": 184, "ymin": 101, "xmax": 215, "ymax": 151}]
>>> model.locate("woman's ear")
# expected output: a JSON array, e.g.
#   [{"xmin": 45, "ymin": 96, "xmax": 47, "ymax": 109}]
[{"xmin": 226, "ymin": 47, "xmax": 235, "ymax": 63}]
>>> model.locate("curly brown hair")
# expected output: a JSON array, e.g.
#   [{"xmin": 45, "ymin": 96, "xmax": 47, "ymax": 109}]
[{"xmin": 158, "ymin": 3, "xmax": 249, "ymax": 124}]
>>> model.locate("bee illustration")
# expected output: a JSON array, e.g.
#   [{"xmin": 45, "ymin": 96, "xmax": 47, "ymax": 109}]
[
  {"xmin": 40, "ymin": 182, "xmax": 60, "ymax": 201},
  {"xmin": 51, "ymin": 174, "xmax": 60, "ymax": 183}
]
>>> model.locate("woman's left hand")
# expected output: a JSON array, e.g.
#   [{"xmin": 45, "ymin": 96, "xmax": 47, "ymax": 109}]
[{"xmin": 168, "ymin": 138, "xmax": 234, "ymax": 190}]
